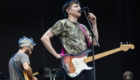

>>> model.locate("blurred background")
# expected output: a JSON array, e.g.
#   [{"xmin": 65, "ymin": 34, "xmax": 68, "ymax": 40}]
[{"xmin": 0, "ymin": 0, "xmax": 139, "ymax": 80}]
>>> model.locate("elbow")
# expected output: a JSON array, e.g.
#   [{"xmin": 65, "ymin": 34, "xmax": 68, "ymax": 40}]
[
  {"xmin": 93, "ymin": 41, "xmax": 98, "ymax": 46},
  {"xmin": 41, "ymin": 36, "xmax": 47, "ymax": 42},
  {"xmin": 41, "ymin": 36, "xmax": 50, "ymax": 43},
  {"xmin": 24, "ymin": 66, "xmax": 29, "ymax": 71},
  {"xmin": 40, "ymin": 37, "xmax": 44, "ymax": 41},
  {"xmin": 94, "ymin": 43, "xmax": 97, "ymax": 46}
]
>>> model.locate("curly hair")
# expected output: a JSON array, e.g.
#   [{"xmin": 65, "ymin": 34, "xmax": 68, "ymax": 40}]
[{"xmin": 18, "ymin": 36, "xmax": 36, "ymax": 48}]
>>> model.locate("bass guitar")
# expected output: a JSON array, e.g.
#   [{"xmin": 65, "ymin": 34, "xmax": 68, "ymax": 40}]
[{"xmin": 61, "ymin": 44, "xmax": 134, "ymax": 78}]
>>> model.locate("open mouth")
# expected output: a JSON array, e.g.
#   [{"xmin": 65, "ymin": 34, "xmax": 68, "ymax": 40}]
[{"xmin": 77, "ymin": 11, "xmax": 81, "ymax": 13}]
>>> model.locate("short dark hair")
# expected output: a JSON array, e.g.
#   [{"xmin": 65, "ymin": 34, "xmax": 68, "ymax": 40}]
[{"xmin": 62, "ymin": 0, "xmax": 80, "ymax": 18}]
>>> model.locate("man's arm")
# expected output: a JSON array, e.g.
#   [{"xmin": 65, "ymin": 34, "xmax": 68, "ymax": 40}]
[
  {"xmin": 88, "ymin": 13, "xmax": 99, "ymax": 46},
  {"xmin": 92, "ymin": 22, "xmax": 98, "ymax": 46},
  {"xmin": 23, "ymin": 62, "xmax": 37, "ymax": 80},
  {"xmin": 41, "ymin": 30, "xmax": 61, "ymax": 59}
]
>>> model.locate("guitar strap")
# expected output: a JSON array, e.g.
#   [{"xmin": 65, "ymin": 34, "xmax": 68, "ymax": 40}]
[
  {"xmin": 79, "ymin": 24, "xmax": 91, "ymax": 47},
  {"xmin": 12, "ymin": 54, "xmax": 25, "ymax": 80},
  {"xmin": 61, "ymin": 24, "xmax": 91, "ymax": 56}
]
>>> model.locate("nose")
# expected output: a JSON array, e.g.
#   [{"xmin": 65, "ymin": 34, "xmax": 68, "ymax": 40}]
[
  {"xmin": 78, "ymin": 6, "xmax": 81, "ymax": 11},
  {"xmin": 78, "ymin": 6, "xmax": 81, "ymax": 9}
]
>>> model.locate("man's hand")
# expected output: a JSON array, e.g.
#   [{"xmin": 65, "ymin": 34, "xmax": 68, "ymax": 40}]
[
  {"xmin": 33, "ymin": 76, "xmax": 37, "ymax": 80},
  {"xmin": 88, "ymin": 13, "xmax": 97, "ymax": 24},
  {"xmin": 56, "ymin": 54, "xmax": 61, "ymax": 59}
]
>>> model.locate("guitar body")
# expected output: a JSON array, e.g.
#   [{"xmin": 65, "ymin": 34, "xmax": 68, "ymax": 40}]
[
  {"xmin": 23, "ymin": 71, "xmax": 30, "ymax": 80},
  {"xmin": 61, "ymin": 49, "xmax": 92, "ymax": 78}
]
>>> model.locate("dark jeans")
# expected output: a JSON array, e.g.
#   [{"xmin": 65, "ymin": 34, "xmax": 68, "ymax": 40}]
[{"xmin": 63, "ymin": 63, "xmax": 94, "ymax": 80}]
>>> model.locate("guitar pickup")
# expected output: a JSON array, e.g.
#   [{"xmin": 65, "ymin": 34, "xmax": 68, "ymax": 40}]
[{"xmin": 64, "ymin": 63, "xmax": 69, "ymax": 71}]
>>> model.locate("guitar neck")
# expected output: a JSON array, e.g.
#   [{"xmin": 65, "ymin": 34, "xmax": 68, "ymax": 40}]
[
  {"xmin": 84, "ymin": 47, "xmax": 121, "ymax": 63},
  {"xmin": 33, "ymin": 72, "xmax": 39, "ymax": 76}
]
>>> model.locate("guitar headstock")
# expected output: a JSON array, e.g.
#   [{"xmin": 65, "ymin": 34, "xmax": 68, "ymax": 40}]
[{"xmin": 120, "ymin": 42, "xmax": 135, "ymax": 51}]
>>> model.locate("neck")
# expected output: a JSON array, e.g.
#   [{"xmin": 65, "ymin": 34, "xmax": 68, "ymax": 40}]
[
  {"xmin": 18, "ymin": 49, "xmax": 25, "ymax": 53},
  {"xmin": 68, "ymin": 15, "xmax": 78, "ymax": 23}
]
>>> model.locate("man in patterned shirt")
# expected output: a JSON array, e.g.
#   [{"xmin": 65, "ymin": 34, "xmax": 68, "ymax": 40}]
[{"xmin": 41, "ymin": 0, "xmax": 98, "ymax": 80}]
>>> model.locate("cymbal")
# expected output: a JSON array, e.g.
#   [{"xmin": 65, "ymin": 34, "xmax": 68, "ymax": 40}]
[
  {"xmin": 42, "ymin": 68, "xmax": 63, "ymax": 78},
  {"xmin": 51, "ymin": 68, "xmax": 62, "ymax": 71}
]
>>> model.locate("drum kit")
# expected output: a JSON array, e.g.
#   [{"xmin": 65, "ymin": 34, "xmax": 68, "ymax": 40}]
[
  {"xmin": 0, "ymin": 72, "xmax": 9, "ymax": 80},
  {"xmin": 38, "ymin": 67, "xmax": 63, "ymax": 80},
  {"xmin": 0, "ymin": 67, "xmax": 63, "ymax": 80}
]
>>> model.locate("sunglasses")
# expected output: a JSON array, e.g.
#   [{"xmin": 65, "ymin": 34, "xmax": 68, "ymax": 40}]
[{"xmin": 28, "ymin": 47, "xmax": 33, "ymax": 51}]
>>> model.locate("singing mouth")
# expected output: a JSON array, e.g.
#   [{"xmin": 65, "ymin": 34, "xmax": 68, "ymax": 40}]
[{"xmin": 77, "ymin": 11, "xmax": 81, "ymax": 13}]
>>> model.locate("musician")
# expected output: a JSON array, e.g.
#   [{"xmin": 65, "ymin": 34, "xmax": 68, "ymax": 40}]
[
  {"xmin": 8, "ymin": 36, "xmax": 37, "ymax": 80},
  {"xmin": 41, "ymin": 0, "xmax": 98, "ymax": 80}
]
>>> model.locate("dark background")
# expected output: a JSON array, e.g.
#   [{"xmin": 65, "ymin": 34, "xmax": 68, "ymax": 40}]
[{"xmin": 0, "ymin": 0, "xmax": 139, "ymax": 80}]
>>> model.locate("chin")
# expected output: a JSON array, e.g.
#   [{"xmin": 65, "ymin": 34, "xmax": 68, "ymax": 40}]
[
  {"xmin": 28, "ymin": 53, "xmax": 32, "ymax": 55},
  {"xmin": 78, "ymin": 14, "xmax": 81, "ymax": 17},
  {"xmin": 29, "ymin": 53, "xmax": 32, "ymax": 55},
  {"xmin": 77, "ymin": 15, "xmax": 81, "ymax": 18}
]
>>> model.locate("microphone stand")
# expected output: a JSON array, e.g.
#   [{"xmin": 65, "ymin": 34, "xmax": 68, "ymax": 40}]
[{"xmin": 83, "ymin": 10, "xmax": 100, "ymax": 80}]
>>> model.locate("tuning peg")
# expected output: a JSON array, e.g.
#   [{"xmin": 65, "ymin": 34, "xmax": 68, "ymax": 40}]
[
  {"xmin": 126, "ymin": 42, "xmax": 128, "ymax": 44},
  {"xmin": 129, "ymin": 42, "xmax": 131, "ymax": 44}
]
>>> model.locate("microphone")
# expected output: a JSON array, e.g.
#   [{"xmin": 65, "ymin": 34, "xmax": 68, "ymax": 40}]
[{"xmin": 78, "ymin": 7, "xmax": 88, "ymax": 12}]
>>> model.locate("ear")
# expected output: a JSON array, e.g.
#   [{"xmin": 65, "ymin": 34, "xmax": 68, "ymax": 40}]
[
  {"xmin": 66, "ymin": 9, "xmax": 70, "ymax": 13},
  {"xmin": 23, "ymin": 45, "xmax": 28, "ymax": 50}
]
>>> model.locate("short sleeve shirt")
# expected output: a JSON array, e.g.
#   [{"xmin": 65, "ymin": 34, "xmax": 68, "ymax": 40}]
[
  {"xmin": 50, "ymin": 19, "xmax": 91, "ymax": 55},
  {"xmin": 9, "ymin": 52, "xmax": 30, "ymax": 80}
]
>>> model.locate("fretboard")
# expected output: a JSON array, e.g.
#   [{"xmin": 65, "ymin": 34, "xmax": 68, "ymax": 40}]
[{"xmin": 84, "ymin": 48, "xmax": 121, "ymax": 63}]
